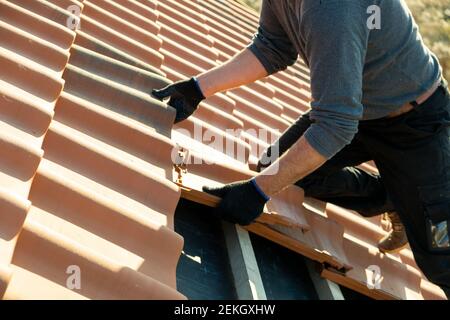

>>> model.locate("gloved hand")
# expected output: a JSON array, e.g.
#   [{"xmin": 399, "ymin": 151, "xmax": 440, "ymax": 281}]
[
  {"xmin": 203, "ymin": 179, "xmax": 270, "ymax": 226},
  {"xmin": 151, "ymin": 78, "xmax": 205, "ymax": 123}
]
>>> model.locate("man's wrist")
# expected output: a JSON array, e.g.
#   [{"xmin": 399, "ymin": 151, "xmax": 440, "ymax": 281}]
[
  {"xmin": 192, "ymin": 77, "xmax": 206, "ymax": 100},
  {"xmin": 250, "ymin": 178, "xmax": 271, "ymax": 202},
  {"xmin": 196, "ymin": 74, "xmax": 217, "ymax": 98}
]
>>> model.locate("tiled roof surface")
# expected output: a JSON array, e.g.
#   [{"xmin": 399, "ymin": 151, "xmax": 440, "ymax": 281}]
[
  {"xmin": 0, "ymin": 0, "xmax": 446, "ymax": 300},
  {"xmin": 1, "ymin": 0, "xmax": 183, "ymax": 299}
]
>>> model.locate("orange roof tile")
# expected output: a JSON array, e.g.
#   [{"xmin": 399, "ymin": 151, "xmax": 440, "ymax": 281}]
[
  {"xmin": 1, "ymin": 0, "xmax": 184, "ymax": 300},
  {"xmin": 0, "ymin": 0, "xmax": 446, "ymax": 300}
]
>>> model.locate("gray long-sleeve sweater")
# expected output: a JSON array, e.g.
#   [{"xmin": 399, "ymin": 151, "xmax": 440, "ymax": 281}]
[{"xmin": 248, "ymin": 0, "xmax": 442, "ymax": 159}]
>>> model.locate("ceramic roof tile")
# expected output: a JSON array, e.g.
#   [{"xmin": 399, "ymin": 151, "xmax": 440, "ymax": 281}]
[
  {"xmin": 0, "ymin": 0, "xmax": 446, "ymax": 300},
  {"xmin": 203, "ymin": 0, "xmax": 258, "ymax": 36},
  {"xmin": 74, "ymin": 30, "xmax": 164, "ymax": 76},
  {"xmin": 1, "ymin": 0, "xmax": 72, "ymax": 299},
  {"xmin": 1, "ymin": 0, "xmax": 184, "ymax": 300}
]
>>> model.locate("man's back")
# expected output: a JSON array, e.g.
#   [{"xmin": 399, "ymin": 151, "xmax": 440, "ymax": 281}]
[
  {"xmin": 253, "ymin": 0, "xmax": 442, "ymax": 119},
  {"xmin": 247, "ymin": 0, "xmax": 443, "ymax": 158}
]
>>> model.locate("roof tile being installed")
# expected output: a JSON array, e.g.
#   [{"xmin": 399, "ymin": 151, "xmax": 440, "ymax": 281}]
[{"xmin": 0, "ymin": 0, "xmax": 446, "ymax": 300}]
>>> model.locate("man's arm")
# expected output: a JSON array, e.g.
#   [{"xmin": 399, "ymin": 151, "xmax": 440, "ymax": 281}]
[
  {"xmin": 299, "ymin": 2, "xmax": 369, "ymax": 159},
  {"xmin": 256, "ymin": 136, "xmax": 326, "ymax": 196},
  {"xmin": 151, "ymin": 48, "xmax": 267, "ymax": 123},
  {"xmin": 203, "ymin": 136, "xmax": 326, "ymax": 226},
  {"xmin": 152, "ymin": 0, "xmax": 297, "ymax": 122},
  {"xmin": 198, "ymin": 0, "xmax": 298, "ymax": 98},
  {"xmin": 196, "ymin": 48, "xmax": 268, "ymax": 98},
  {"xmin": 204, "ymin": 3, "xmax": 370, "ymax": 226},
  {"xmin": 255, "ymin": 2, "xmax": 371, "ymax": 195}
]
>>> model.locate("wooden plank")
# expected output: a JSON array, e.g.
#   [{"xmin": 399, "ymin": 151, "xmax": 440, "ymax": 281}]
[
  {"xmin": 244, "ymin": 222, "xmax": 348, "ymax": 271},
  {"xmin": 178, "ymin": 183, "xmax": 396, "ymax": 300},
  {"xmin": 320, "ymin": 267, "xmax": 398, "ymax": 300},
  {"xmin": 305, "ymin": 260, "xmax": 345, "ymax": 300},
  {"xmin": 177, "ymin": 183, "xmax": 309, "ymax": 230},
  {"xmin": 179, "ymin": 185, "xmax": 219, "ymax": 208},
  {"xmin": 222, "ymin": 222, "xmax": 267, "ymax": 300},
  {"xmin": 179, "ymin": 183, "xmax": 353, "ymax": 268},
  {"xmin": 270, "ymin": 223, "xmax": 351, "ymax": 271}
]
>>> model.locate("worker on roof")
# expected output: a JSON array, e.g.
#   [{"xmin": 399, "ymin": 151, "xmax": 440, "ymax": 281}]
[{"xmin": 153, "ymin": 0, "xmax": 450, "ymax": 298}]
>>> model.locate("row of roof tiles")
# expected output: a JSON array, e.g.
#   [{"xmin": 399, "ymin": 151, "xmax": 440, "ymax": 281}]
[
  {"xmin": 0, "ymin": 0, "xmax": 446, "ymax": 300},
  {"xmin": 1, "ymin": 0, "xmax": 184, "ymax": 299}
]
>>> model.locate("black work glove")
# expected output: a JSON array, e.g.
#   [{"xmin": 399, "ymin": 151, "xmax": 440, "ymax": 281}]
[
  {"xmin": 151, "ymin": 78, "xmax": 205, "ymax": 123},
  {"xmin": 203, "ymin": 179, "xmax": 269, "ymax": 226}
]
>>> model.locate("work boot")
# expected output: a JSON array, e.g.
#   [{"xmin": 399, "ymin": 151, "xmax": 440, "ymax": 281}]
[{"xmin": 378, "ymin": 211, "xmax": 408, "ymax": 253}]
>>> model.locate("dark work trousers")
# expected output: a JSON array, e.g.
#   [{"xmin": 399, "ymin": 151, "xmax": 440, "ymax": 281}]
[{"xmin": 259, "ymin": 82, "xmax": 450, "ymax": 298}]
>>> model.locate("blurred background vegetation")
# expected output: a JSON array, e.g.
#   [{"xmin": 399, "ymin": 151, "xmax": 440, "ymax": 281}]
[{"xmin": 238, "ymin": 0, "xmax": 450, "ymax": 81}]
